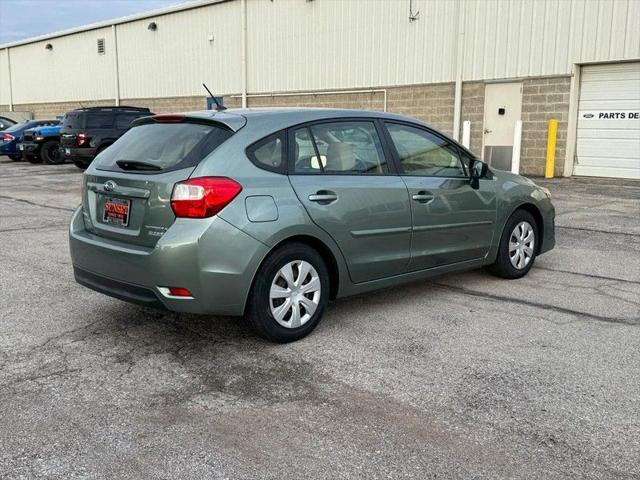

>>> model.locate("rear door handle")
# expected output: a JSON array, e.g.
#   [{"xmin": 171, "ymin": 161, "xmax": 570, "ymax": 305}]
[
  {"xmin": 412, "ymin": 192, "xmax": 434, "ymax": 204},
  {"xmin": 308, "ymin": 191, "xmax": 338, "ymax": 204}
]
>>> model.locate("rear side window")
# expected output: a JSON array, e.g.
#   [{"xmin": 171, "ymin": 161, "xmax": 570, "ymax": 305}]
[
  {"xmin": 293, "ymin": 121, "xmax": 389, "ymax": 174},
  {"xmin": 86, "ymin": 113, "xmax": 114, "ymax": 129},
  {"xmin": 94, "ymin": 122, "xmax": 233, "ymax": 173},
  {"xmin": 246, "ymin": 132, "xmax": 285, "ymax": 173}
]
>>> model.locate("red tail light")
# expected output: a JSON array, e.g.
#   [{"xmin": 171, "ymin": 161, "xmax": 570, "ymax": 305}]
[
  {"xmin": 76, "ymin": 133, "xmax": 88, "ymax": 146},
  {"xmin": 3, "ymin": 134, "xmax": 14, "ymax": 141},
  {"xmin": 171, "ymin": 177, "xmax": 242, "ymax": 218}
]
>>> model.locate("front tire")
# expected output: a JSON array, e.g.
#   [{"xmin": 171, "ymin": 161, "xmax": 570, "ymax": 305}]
[
  {"xmin": 42, "ymin": 141, "xmax": 63, "ymax": 165},
  {"xmin": 247, "ymin": 243, "xmax": 329, "ymax": 343},
  {"xmin": 489, "ymin": 209, "xmax": 538, "ymax": 279}
]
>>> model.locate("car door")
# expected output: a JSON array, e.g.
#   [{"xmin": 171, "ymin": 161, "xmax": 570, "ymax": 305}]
[
  {"xmin": 288, "ymin": 119, "xmax": 412, "ymax": 283},
  {"xmin": 383, "ymin": 121, "xmax": 497, "ymax": 271}
]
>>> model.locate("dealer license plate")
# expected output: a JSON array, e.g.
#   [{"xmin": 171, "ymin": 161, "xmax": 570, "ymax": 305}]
[{"xmin": 102, "ymin": 197, "xmax": 131, "ymax": 227}]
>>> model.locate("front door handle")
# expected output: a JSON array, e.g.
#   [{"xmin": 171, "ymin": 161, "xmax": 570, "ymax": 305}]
[
  {"xmin": 308, "ymin": 191, "xmax": 338, "ymax": 204},
  {"xmin": 412, "ymin": 192, "xmax": 434, "ymax": 204}
]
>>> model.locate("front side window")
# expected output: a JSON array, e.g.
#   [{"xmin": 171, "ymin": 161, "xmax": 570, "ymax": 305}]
[
  {"xmin": 293, "ymin": 121, "xmax": 389, "ymax": 174},
  {"xmin": 386, "ymin": 123, "xmax": 467, "ymax": 178},
  {"xmin": 246, "ymin": 132, "xmax": 285, "ymax": 173}
]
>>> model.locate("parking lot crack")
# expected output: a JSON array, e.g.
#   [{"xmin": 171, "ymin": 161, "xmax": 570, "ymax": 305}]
[
  {"xmin": 430, "ymin": 282, "xmax": 639, "ymax": 326},
  {"xmin": 0, "ymin": 194, "xmax": 76, "ymax": 213}
]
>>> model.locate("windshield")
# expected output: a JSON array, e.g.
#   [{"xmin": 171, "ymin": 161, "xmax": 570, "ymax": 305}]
[{"xmin": 94, "ymin": 122, "xmax": 233, "ymax": 173}]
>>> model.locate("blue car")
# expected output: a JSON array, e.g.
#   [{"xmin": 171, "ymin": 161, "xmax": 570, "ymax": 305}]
[
  {"xmin": 22, "ymin": 123, "xmax": 64, "ymax": 164},
  {"xmin": 1, "ymin": 119, "xmax": 60, "ymax": 161}
]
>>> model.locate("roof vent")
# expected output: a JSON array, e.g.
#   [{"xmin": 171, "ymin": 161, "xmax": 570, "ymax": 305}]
[
  {"xmin": 148, "ymin": 22, "xmax": 158, "ymax": 31},
  {"xmin": 97, "ymin": 38, "xmax": 105, "ymax": 55},
  {"xmin": 45, "ymin": 43, "xmax": 53, "ymax": 51}
]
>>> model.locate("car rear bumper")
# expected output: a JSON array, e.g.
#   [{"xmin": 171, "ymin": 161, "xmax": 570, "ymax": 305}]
[
  {"xmin": 69, "ymin": 207, "xmax": 269, "ymax": 316},
  {"xmin": 74, "ymin": 266, "xmax": 166, "ymax": 309},
  {"xmin": 63, "ymin": 146, "xmax": 96, "ymax": 163},
  {"xmin": 20, "ymin": 142, "xmax": 39, "ymax": 155}
]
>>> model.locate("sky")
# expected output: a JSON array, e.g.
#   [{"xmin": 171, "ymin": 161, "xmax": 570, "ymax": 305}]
[{"xmin": 0, "ymin": 0, "xmax": 193, "ymax": 45}]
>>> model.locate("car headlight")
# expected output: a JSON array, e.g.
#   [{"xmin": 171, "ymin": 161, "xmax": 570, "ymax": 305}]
[
  {"xmin": 35, "ymin": 136, "xmax": 44, "ymax": 141},
  {"xmin": 541, "ymin": 187, "xmax": 552, "ymax": 199}
]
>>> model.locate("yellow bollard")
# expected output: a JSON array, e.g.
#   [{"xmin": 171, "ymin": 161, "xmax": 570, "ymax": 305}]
[{"xmin": 545, "ymin": 118, "xmax": 557, "ymax": 179}]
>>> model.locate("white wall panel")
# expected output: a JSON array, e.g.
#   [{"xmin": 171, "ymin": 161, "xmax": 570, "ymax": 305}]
[
  {"xmin": 116, "ymin": 1, "xmax": 242, "ymax": 99},
  {"xmin": 0, "ymin": 48, "xmax": 9, "ymax": 105},
  {"xmin": 7, "ymin": 27, "xmax": 114, "ymax": 104},
  {"xmin": 1, "ymin": 0, "xmax": 639, "ymax": 104},
  {"xmin": 246, "ymin": 0, "xmax": 459, "ymax": 92}
]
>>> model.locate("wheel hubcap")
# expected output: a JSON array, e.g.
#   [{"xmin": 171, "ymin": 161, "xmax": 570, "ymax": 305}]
[
  {"xmin": 509, "ymin": 221, "xmax": 535, "ymax": 270},
  {"xmin": 269, "ymin": 260, "xmax": 321, "ymax": 329}
]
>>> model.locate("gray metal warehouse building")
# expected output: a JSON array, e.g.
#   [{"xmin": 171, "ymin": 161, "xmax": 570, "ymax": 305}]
[{"xmin": 1, "ymin": 0, "xmax": 639, "ymax": 178}]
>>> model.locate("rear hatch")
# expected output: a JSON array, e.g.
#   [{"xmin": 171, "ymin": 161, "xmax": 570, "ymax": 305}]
[{"xmin": 81, "ymin": 114, "xmax": 239, "ymax": 248}]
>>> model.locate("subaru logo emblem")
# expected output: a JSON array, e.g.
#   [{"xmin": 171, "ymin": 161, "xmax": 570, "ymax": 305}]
[
  {"xmin": 583, "ymin": 113, "xmax": 594, "ymax": 119},
  {"xmin": 104, "ymin": 180, "xmax": 116, "ymax": 192}
]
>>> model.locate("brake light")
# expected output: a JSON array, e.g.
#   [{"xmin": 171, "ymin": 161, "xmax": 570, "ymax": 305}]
[
  {"xmin": 3, "ymin": 134, "xmax": 14, "ymax": 141},
  {"xmin": 153, "ymin": 114, "xmax": 185, "ymax": 123},
  {"xmin": 171, "ymin": 177, "xmax": 242, "ymax": 218},
  {"xmin": 77, "ymin": 133, "xmax": 88, "ymax": 146}
]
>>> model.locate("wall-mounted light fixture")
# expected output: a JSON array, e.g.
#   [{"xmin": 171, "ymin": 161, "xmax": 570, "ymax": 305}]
[
  {"xmin": 147, "ymin": 22, "xmax": 158, "ymax": 31},
  {"xmin": 208, "ymin": 34, "xmax": 214, "ymax": 44},
  {"xmin": 45, "ymin": 43, "xmax": 53, "ymax": 51}
]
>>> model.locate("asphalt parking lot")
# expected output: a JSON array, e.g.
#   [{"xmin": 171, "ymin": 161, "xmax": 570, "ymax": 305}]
[{"xmin": 0, "ymin": 157, "xmax": 638, "ymax": 479}]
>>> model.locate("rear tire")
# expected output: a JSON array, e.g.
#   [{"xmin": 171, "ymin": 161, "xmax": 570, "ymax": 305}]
[
  {"xmin": 489, "ymin": 209, "xmax": 538, "ymax": 279},
  {"xmin": 247, "ymin": 243, "xmax": 329, "ymax": 343},
  {"xmin": 42, "ymin": 140, "xmax": 63, "ymax": 165},
  {"xmin": 26, "ymin": 152, "xmax": 43, "ymax": 164}
]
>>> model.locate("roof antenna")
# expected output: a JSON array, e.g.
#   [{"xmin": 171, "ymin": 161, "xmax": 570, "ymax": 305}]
[{"xmin": 202, "ymin": 83, "xmax": 226, "ymax": 111}]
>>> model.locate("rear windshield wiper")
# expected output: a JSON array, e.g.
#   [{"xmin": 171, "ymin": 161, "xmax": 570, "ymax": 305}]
[{"xmin": 116, "ymin": 160, "xmax": 162, "ymax": 171}]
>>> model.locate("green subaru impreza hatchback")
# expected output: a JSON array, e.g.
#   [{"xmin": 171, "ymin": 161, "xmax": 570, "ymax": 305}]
[{"xmin": 70, "ymin": 108, "xmax": 555, "ymax": 342}]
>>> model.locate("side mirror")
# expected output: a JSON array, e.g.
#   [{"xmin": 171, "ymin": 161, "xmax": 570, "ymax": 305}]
[{"xmin": 469, "ymin": 160, "xmax": 488, "ymax": 189}]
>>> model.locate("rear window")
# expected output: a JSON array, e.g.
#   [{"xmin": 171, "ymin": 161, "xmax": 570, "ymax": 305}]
[
  {"xmin": 4, "ymin": 122, "xmax": 31, "ymax": 133},
  {"xmin": 94, "ymin": 122, "xmax": 233, "ymax": 173}
]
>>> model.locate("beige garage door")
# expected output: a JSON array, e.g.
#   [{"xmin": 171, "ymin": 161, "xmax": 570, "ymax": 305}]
[{"xmin": 574, "ymin": 62, "xmax": 640, "ymax": 179}]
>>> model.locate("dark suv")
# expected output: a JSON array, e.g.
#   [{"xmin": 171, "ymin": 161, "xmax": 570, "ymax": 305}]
[{"xmin": 60, "ymin": 106, "xmax": 153, "ymax": 169}]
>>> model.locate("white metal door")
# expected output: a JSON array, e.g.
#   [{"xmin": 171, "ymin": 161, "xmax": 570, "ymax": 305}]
[
  {"xmin": 574, "ymin": 62, "xmax": 640, "ymax": 179},
  {"xmin": 482, "ymin": 82, "xmax": 523, "ymax": 171}
]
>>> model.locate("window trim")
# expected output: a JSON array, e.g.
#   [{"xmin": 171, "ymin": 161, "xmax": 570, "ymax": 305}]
[
  {"xmin": 245, "ymin": 130, "xmax": 287, "ymax": 174},
  {"xmin": 382, "ymin": 120, "xmax": 473, "ymax": 179},
  {"xmin": 287, "ymin": 117, "xmax": 397, "ymax": 176}
]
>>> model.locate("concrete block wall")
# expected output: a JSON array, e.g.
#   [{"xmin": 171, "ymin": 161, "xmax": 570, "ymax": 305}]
[
  {"xmin": 460, "ymin": 82, "xmax": 485, "ymax": 155},
  {"xmin": 8, "ymin": 76, "xmax": 571, "ymax": 177},
  {"xmin": 520, "ymin": 76, "xmax": 571, "ymax": 177}
]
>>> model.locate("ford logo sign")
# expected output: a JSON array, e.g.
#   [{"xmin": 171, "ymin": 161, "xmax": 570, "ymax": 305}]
[
  {"xmin": 103, "ymin": 180, "xmax": 116, "ymax": 192},
  {"xmin": 583, "ymin": 113, "xmax": 594, "ymax": 119}
]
